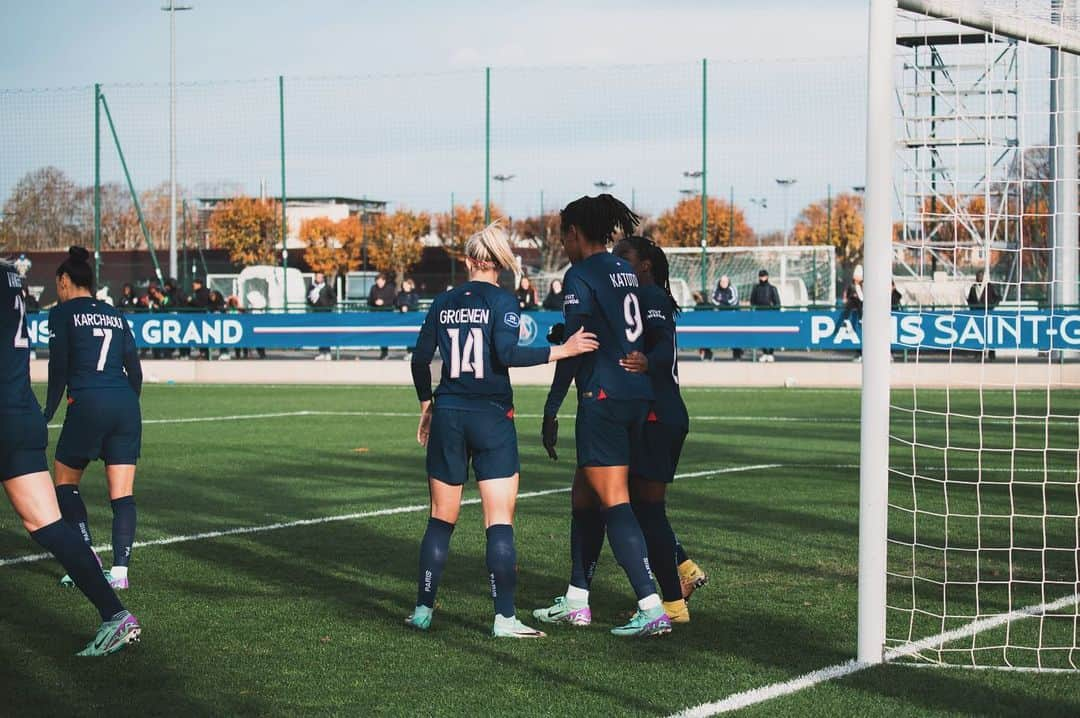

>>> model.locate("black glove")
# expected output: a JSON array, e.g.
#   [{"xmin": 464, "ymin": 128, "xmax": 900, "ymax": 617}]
[
  {"xmin": 546, "ymin": 322, "xmax": 566, "ymax": 345},
  {"xmin": 542, "ymin": 414, "xmax": 559, "ymax": 461}
]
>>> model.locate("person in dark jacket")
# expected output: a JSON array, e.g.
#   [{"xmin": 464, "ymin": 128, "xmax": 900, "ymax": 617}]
[
  {"xmin": 749, "ymin": 269, "xmax": 781, "ymax": 361},
  {"xmin": 515, "ymin": 276, "xmax": 538, "ymax": 311},
  {"xmin": 308, "ymin": 272, "xmax": 336, "ymax": 360},
  {"xmin": 842, "ymin": 265, "xmax": 864, "ymax": 362},
  {"xmin": 542, "ymin": 279, "xmax": 564, "ymax": 311},
  {"xmin": 711, "ymin": 275, "xmax": 741, "ymax": 360},
  {"xmin": 891, "ymin": 280, "xmax": 903, "ymax": 311},
  {"xmin": 967, "ymin": 269, "xmax": 1000, "ymax": 360},
  {"xmin": 117, "ymin": 284, "xmax": 139, "ymax": 313},
  {"xmin": 187, "ymin": 278, "xmax": 211, "ymax": 359},
  {"xmin": 395, "ymin": 278, "xmax": 419, "ymax": 312},
  {"xmin": 367, "ymin": 274, "xmax": 396, "ymax": 359}
]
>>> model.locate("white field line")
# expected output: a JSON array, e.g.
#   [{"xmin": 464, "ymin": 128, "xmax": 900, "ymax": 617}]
[
  {"xmin": 667, "ymin": 591, "xmax": 1080, "ymax": 718},
  {"xmin": 0, "ymin": 463, "xmax": 780, "ymax": 568}
]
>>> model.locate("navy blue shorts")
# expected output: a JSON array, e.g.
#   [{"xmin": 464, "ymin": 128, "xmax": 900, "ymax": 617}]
[
  {"xmin": 426, "ymin": 406, "xmax": 519, "ymax": 485},
  {"xmin": 0, "ymin": 411, "xmax": 49, "ymax": 481},
  {"xmin": 55, "ymin": 390, "xmax": 142, "ymax": 469},
  {"xmin": 631, "ymin": 419, "xmax": 687, "ymax": 484},
  {"xmin": 575, "ymin": 396, "xmax": 649, "ymax": 468}
]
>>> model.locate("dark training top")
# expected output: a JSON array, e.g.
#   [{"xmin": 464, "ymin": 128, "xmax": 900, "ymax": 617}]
[
  {"xmin": 0, "ymin": 264, "xmax": 39, "ymax": 415},
  {"xmin": 639, "ymin": 283, "xmax": 689, "ymax": 430},
  {"xmin": 44, "ymin": 296, "xmax": 143, "ymax": 421},
  {"xmin": 412, "ymin": 280, "xmax": 551, "ymax": 412},
  {"xmin": 545, "ymin": 251, "xmax": 653, "ymax": 416}
]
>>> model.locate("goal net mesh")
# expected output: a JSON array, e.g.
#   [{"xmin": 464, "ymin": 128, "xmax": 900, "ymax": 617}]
[{"xmin": 886, "ymin": 1, "xmax": 1080, "ymax": 669}]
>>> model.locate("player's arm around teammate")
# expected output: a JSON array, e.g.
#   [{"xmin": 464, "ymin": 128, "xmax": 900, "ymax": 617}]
[
  {"xmin": 406, "ymin": 222, "xmax": 597, "ymax": 638},
  {"xmin": 533, "ymin": 195, "xmax": 672, "ymax": 638},
  {"xmin": 1, "ymin": 254, "xmax": 139, "ymax": 656},
  {"xmin": 46, "ymin": 248, "xmax": 142, "ymax": 591}
]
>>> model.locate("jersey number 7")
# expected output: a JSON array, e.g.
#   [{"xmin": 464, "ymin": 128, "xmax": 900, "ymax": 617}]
[
  {"xmin": 447, "ymin": 327, "xmax": 485, "ymax": 379},
  {"xmin": 92, "ymin": 327, "xmax": 114, "ymax": 372}
]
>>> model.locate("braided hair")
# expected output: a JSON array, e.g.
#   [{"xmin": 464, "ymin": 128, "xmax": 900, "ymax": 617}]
[
  {"xmin": 624, "ymin": 235, "xmax": 680, "ymax": 318},
  {"xmin": 560, "ymin": 194, "xmax": 639, "ymax": 246}
]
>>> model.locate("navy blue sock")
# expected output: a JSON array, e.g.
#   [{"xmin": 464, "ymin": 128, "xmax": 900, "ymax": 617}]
[
  {"xmin": 416, "ymin": 517, "xmax": 454, "ymax": 608},
  {"xmin": 485, "ymin": 524, "xmax": 516, "ymax": 618},
  {"xmin": 31, "ymin": 520, "xmax": 123, "ymax": 621},
  {"xmin": 110, "ymin": 495, "xmax": 136, "ymax": 568},
  {"xmin": 56, "ymin": 484, "xmax": 92, "ymax": 546},
  {"xmin": 675, "ymin": 538, "xmax": 689, "ymax": 566},
  {"xmin": 633, "ymin": 501, "xmax": 682, "ymax": 602},
  {"xmin": 569, "ymin": 508, "xmax": 605, "ymax": 590},
  {"xmin": 604, "ymin": 503, "xmax": 657, "ymax": 601}
]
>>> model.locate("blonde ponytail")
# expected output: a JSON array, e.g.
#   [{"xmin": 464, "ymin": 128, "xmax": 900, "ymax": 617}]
[{"xmin": 465, "ymin": 220, "xmax": 517, "ymax": 271}]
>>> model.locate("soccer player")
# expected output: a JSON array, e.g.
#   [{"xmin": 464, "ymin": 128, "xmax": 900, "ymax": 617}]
[
  {"xmin": 533, "ymin": 195, "xmax": 672, "ymax": 638},
  {"xmin": 614, "ymin": 236, "xmax": 707, "ymax": 622},
  {"xmin": 1, "ymin": 254, "xmax": 140, "ymax": 656},
  {"xmin": 44, "ymin": 247, "xmax": 142, "ymax": 591},
  {"xmin": 406, "ymin": 222, "xmax": 599, "ymax": 638}
]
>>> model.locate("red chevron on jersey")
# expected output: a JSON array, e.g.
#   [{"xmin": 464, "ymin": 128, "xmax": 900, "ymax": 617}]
[
  {"xmin": 647, "ymin": 410, "xmax": 658, "ymax": 422},
  {"xmin": 597, "ymin": 388, "xmax": 608, "ymax": 401}
]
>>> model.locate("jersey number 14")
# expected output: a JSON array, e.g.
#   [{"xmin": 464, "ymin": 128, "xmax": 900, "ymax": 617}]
[{"xmin": 446, "ymin": 327, "xmax": 485, "ymax": 379}]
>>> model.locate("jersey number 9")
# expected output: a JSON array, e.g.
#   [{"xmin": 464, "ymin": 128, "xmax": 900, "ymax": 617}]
[
  {"xmin": 447, "ymin": 327, "xmax": 485, "ymax": 379},
  {"xmin": 623, "ymin": 294, "xmax": 643, "ymax": 342}
]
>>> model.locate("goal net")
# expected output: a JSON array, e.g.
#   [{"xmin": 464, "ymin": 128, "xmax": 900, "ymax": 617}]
[
  {"xmin": 875, "ymin": 0, "xmax": 1080, "ymax": 669},
  {"xmin": 664, "ymin": 245, "xmax": 836, "ymax": 308}
]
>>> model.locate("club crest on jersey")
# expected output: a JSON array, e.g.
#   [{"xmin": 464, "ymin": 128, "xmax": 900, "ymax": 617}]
[
  {"xmin": 517, "ymin": 313, "xmax": 538, "ymax": 346},
  {"xmin": 503, "ymin": 312, "xmax": 520, "ymax": 328}
]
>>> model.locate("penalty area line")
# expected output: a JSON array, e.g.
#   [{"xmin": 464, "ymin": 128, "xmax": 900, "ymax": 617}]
[
  {"xmin": 0, "ymin": 463, "xmax": 778, "ymax": 568},
  {"xmin": 666, "ymin": 591, "xmax": 1080, "ymax": 717}
]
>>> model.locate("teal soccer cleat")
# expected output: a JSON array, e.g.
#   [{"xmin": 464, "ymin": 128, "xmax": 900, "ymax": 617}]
[
  {"xmin": 405, "ymin": 605, "xmax": 433, "ymax": 631},
  {"xmin": 531, "ymin": 596, "xmax": 592, "ymax": 626},
  {"xmin": 610, "ymin": 606, "xmax": 671, "ymax": 638},
  {"xmin": 492, "ymin": 614, "xmax": 546, "ymax": 638},
  {"xmin": 77, "ymin": 611, "xmax": 141, "ymax": 657}
]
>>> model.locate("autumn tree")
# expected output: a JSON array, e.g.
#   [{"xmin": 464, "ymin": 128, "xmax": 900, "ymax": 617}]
[
  {"xmin": 367, "ymin": 208, "xmax": 430, "ymax": 280},
  {"xmin": 434, "ymin": 201, "xmax": 503, "ymax": 260},
  {"xmin": 299, "ymin": 216, "xmax": 359, "ymax": 277},
  {"xmin": 207, "ymin": 197, "xmax": 284, "ymax": 267},
  {"xmin": 791, "ymin": 192, "xmax": 864, "ymax": 270},
  {"xmin": 515, "ymin": 212, "xmax": 565, "ymax": 274},
  {"xmin": 0, "ymin": 167, "xmax": 82, "ymax": 250},
  {"xmin": 654, "ymin": 196, "xmax": 754, "ymax": 248}
]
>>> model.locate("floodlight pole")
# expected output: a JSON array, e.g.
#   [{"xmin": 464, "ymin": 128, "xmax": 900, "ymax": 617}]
[
  {"xmin": 162, "ymin": 1, "xmax": 192, "ymax": 282},
  {"xmin": 485, "ymin": 67, "xmax": 491, "ymax": 224},
  {"xmin": 857, "ymin": 0, "xmax": 894, "ymax": 666},
  {"xmin": 94, "ymin": 83, "xmax": 101, "ymax": 286},
  {"xmin": 701, "ymin": 58, "xmax": 708, "ymax": 295}
]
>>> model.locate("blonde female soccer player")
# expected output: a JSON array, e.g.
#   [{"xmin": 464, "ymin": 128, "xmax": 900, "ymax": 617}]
[{"xmin": 406, "ymin": 221, "xmax": 598, "ymax": 637}]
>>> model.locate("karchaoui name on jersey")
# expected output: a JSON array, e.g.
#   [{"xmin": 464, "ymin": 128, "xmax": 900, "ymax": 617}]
[{"xmin": 72, "ymin": 312, "xmax": 126, "ymax": 330}]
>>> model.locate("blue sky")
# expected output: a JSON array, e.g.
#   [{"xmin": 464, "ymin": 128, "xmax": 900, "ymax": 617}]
[{"xmin": 0, "ymin": 1, "xmax": 871, "ymax": 230}]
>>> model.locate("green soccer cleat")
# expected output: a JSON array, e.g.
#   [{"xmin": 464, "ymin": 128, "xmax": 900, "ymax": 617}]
[
  {"xmin": 532, "ymin": 596, "xmax": 592, "ymax": 626},
  {"xmin": 405, "ymin": 605, "xmax": 433, "ymax": 631},
  {"xmin": 492, "ymin": 614, "xmax": 546, "ymax": 638},
  {"xmin": 610, "ymin": 606, "xmax": 672, "ymax": 638},
  {"xmin": 77, "ymin": 611, "xmax": 141, "ymax": 657}
]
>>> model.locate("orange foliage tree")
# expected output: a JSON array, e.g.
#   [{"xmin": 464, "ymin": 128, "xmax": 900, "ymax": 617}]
[
  {"xmin": 791, "ymin": 192, "xmax": 864, "ymax": 270},
  {"xmin": 654, "ymin": 196, "xmax": 753, "ymax": 247},
  {"xmin": 434, "ymin": 201, "xmax": 503, "ymax": 260},
  {"xmin": 368, "ymin": 209, "xmax": 430, "ymax": 280},
  {"xmin": 207, "ymin": 197, "xmax": 284, "ymax": 267},
  {"xmin": 299, "ymin": 216, "xmax": 364, "ymax": 277}
]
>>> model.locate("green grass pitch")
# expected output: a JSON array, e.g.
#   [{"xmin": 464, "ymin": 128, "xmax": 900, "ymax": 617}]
[{"xmin": 0, "ymin": 384, "xmax": 1077, "ymax": 716}]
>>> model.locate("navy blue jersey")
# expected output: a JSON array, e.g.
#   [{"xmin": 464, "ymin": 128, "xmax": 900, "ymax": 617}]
[
  {"xmin": 640, "ymin": 284, "xmax": 688, "ymax": 429},
  {"xmin": 545, "ymin": 251, "xmax": 652, "ymax": 415},
  {"xmin": 412, "ymin": 281, "xmax": 550, "ymax": 411},
  {"xmin": 44, "ymin": 296, "xmax": 142, "ymax": 421},
  {"xmin": 0, "ymin": 263, "xmax": 39, "ymax": 415}
]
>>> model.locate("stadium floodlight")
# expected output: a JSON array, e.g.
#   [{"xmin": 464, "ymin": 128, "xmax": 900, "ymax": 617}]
[
  {"xmin": 774, "ymin": 178, "xmax": 797, "ymax": 246},
  {"xmin": 161, "ymin": 1, "xmax": 193, "ymax": 282},
  {"xmin": 749, "ymin": 197, "xmax": 768, "ymax": 246},
  {"xmin": 593, "ymin": 180, "xmax": 614, "ymax": 190},
  {"xmin": 861, "ymin": 0, "xmax": 1080, "ymax": 671},
  {"xmin": 678, "ymin": 188, "xmax": 698, "ymax": 197}
]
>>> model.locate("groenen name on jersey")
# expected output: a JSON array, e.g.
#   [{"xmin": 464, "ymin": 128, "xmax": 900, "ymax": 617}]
[
  {"xmin": 609, "ymin": 272, "xmax": 639, "ymax": 288},
  {"xmin": 72, "ymin": 312, "xmax": 126, "ymax": 330},
  {"xmin": 439, "ymin": 308, "xmax": 490, "ymax": 325}
]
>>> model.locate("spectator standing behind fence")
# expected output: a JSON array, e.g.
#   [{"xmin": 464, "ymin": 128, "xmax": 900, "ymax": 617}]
[
  {"xmin": 891, "ymin": 280, "xmax": 903, "ymax": 311},
  {"xmin": 368, "ymin": 273, "xmax": 396, "ymax": 360},
  {"xmin": 711, "ymin": 275, "xmax": 742, "ymax": 361},
  {"xmin": 308, "ymin": 272, "xmax": 336, "ymax": 361},
  {"xmin": 542, "ymin": 278, "xmax": 564, "ymax": 311},
  {"xmin": 967, "ymin": 269, "xmax": 1000, "ymax": 361},
  {"xmin": 395, "ymin": 278, "xmax": 419, "ymax": 312},
  {"xmin": 515, "ymin": 276, "xmax": 538, "ymax": 311},
  {"xmin": 118, "ymin": 284, "xmax": 139, "ymax": 313},
  {"xmin": 749, "ymin": 269, "xmax": 780, "ymax": 362},
  {"xmin": 842, "ymin": 265, "xmax": 864, "ymax": 363},
  {"xmin": 187, "ymin": 278, "xmax": 211, "ymax": 360}
]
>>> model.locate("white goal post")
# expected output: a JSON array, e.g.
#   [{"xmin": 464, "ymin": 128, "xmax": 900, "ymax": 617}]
[{"xmin": 861, "ymin": 0, "xmax": 1080, "ymax": 669}]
